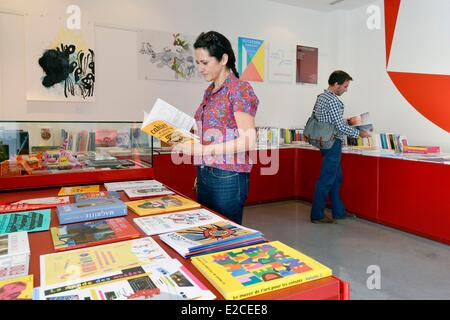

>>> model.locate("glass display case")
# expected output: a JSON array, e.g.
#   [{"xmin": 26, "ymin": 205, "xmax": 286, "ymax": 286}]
[{"xmin": 0, "ymin": 121, "xmax": 155, "ymax": 191}]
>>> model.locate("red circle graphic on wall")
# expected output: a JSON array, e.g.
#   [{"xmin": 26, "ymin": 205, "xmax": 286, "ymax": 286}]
[{"xmin": 385, "ymin": 0, "xmax": 450, "ymax": 133}]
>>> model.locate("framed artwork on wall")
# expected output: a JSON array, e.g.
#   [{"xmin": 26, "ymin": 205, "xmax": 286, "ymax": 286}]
[{"xmin": 296, "ymin": 45, "xmax": 318, "ymax": 84}]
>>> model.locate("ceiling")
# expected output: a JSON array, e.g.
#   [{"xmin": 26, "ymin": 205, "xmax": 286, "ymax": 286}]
[{"xmin": 266, "ymin": 0, "xmax": 377, "ymax": 12}]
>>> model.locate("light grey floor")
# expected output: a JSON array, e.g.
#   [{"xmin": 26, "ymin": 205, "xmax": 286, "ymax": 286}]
[{"xmin": 242, "ymin": 200, "xmax": 450, "ymax": 300}]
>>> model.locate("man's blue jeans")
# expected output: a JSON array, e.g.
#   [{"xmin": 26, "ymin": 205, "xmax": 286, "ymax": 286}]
[
  {"xmin": 311, "ymin": 139, "xmax": 346, "ymax": 220},
  {"xmin": 196, "ymin": 166, "xmax": 249, "ymax": 225}
]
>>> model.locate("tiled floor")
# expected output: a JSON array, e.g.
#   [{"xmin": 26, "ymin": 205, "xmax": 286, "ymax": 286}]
[{"xmin": 242, "ymin": 200, "xmax": 450, "ymax": 300}]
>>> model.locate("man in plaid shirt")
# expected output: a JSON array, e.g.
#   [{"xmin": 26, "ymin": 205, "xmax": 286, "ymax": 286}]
[{"xmin": 311, "ymin": 70, "xmax": 371, "ymax": 224}]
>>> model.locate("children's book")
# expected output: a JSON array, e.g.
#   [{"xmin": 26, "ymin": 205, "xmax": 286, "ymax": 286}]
[
  {"xmin": 191, "ymin": 241, "xmax": 333, "ymax": 300},
  {"xmin": 124, "ymin": 186, "xmax": 174, "ymax": 199},
  {"xmin": 0, "ymin": 209, "xmax": 51, "ymax": 234},
  {"xmin": 50, "ymin": 217, "xmax": 141, "ymax": 252},
  {"xmin": 58, "ymin": 185, "xmax": 100, "ymax": 196},
  {"xmin": 0, "ymin": 196, "xmax": 70, "ymax": 213},
  {"xmin": 0, "ymin": 232, "xmax": 30, "ymax": 280},
  {"xmin": 159, "ymin": 220, "xmax": 265, "ymax": 258},
  {"xmin": 56, "ymin": 198, "xmax": 128, "ymax": 224},
  {"xmin": 104, "ymin": 180, "xmax": 163, "ymax": 192},
  {"xmin": 39, "ymin": 259, "xmax": 215, "ymax": 300},
  {"xmin": 40, "ymin": 237, "xmax": 173, "ymax": 288},
  {"xmin": 141, "ymin": 98, "xmax": 199, "ymax": 145},
  {"xmin": 74, "ymin": 191, "xmax": 121, "ymax": 203},
  {"xmin": 0, "ymin": 274, "xmax": 34, "ymax": 300},
  {"xmin": 133, "ymin": 208, "xmax": 223, "ymax": 236},
  {"xmin": 126, "ymin": 195, "xmax": 201, "ymax": 216}
]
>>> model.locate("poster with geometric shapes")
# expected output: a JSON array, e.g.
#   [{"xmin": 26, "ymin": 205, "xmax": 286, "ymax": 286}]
[
  {"xmin": 268, "ymin": 44, "xmax": 294, "ymax": 83},
  {"xmin": 296, "ymin": 45, "xmax": 318, "ymax": 84},
  {"xmin": 238, "ymin": 37, "xmax": 265, "ymax": 82},
  {"xmin": 26, "ymin": 14, "xmax": 95, "ymax": 102},
  {"xmin": 137, "ymin": 29, "xmax": 203, "ymax": 82}
]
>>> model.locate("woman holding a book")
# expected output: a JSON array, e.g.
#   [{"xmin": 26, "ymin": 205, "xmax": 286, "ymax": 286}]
[{"xmin": 173, "ymin": 31, "xmax": 259, "ymax": 225}]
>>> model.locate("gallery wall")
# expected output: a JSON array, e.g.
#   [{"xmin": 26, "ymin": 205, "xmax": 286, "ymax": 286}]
[
  {"xmin": 0, "ymin": 0, "xmax": 335, "ymax": 129},
  {"xmin": 1, "ymin": 0, "xmax": 449, "ymax": 152}
]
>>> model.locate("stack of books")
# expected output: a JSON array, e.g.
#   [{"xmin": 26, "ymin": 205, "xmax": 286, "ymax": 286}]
[
  {"xmin": 38, "ymin": 237, "xmax": 215, "ymax": 300},
  {"xmin": 159, "ymin": 220, "xmax": 266, "ymax": 258}
]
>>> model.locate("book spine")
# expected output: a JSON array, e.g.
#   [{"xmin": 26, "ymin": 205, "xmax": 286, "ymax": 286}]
[{"xmin": 57, "ymin": 205, "xmax": 127, "ymax": 224}]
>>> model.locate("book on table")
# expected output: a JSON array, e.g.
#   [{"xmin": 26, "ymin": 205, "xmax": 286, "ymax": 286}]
[
  {"xmin": 104, "ymin": 179, "xmax": 163, "ymax": 192},
  {"xmin": 133, "ymin": 208, "xmax": 223, "ymax": 236},
  {"xmin": 56, "ymin": 198, "xmax": 128, "ymax": 224},
  {"xmin": 124, "ymin": 185, "xmax": 175, "ymax": 200},
  {"xmin": 0, "ymin": 232, "xmax": 30, "ymax": 281},
  {"xmin": 159, "ymin": 220, "xmax": 266, "ymax": 258},
  {"xmin": 126, "ymin": 194, "xmax": 201, "ymax": 216},
  {"xmin": 0, "ymin": 274, "xmax": 34, "ymax": 300},
  {"xmin": 74, "ymin": 191, "xmax": 121, "ymax": 203},
  {"xmin": 0, "ymin": 209, "xmax": 51, "ymax": 234},
  {"xmin": 50, "ymin": 217, "xmax": 141, "ymax": 251},
  {"xmin": 0, "ymin": 196, "xmax": 70, "ymax": 213},
  {"xmin": 141, "ymin": 98, "xmax": 199, "ymax": 145},
  {"xmin": 191, "ymin": 241, "xmax": 333, "ymax": 300},
  {"xmin": 58, "ymin": 185, "xmax": 100, "ymax": 196}
]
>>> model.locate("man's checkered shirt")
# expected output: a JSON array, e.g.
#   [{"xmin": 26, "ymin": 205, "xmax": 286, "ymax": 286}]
[{"xmin": 312, "ymin": 90, "xmax": 359, "ymax": 141}]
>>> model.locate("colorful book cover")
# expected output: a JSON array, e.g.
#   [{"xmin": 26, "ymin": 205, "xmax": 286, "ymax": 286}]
[
  {"xmin": 94, "ymin": 129, "xmax": 117, "ymax": 147},
  {"xmin": 39, "ymin": 260, "xmax": 215, "ymax": 300},
  {"xmin": 58, "ymin": 185, "xmax": 100, "ymax": 196},
  {"xmin": 0, "ymin": 197, "xmax": 70, "ymax": 214},
  {"xmin": 160, "ymin": 220, "xmax": 263, "ymax": 251},
  {"xmin": 56, "ymin": 198, "xmax": 128, "ymax": 225},
  {"xmin": 141, "ymin": 99, "xmax": 199, "ymax": 145},
  {"xmin": 133, "ymin": 208, "xmax": 223, "ymax": 236},
  {"xmin": 0, "ymin": 209, "xmax": 51, "ymax": 234},
  {"xmin": 124, "ymin": 186, "xmax": 175, "ymax": 199},
  {"xmin": 40, "ymin": 237, "xmax": 172, "ymax": 287},
  {"xmin": 126, "ymin": 195, "xmax": 201, "ymax": 216},
  {"xmin": 50, "ymin": 217, "xmax": 141, "ymax": 252},
  {"xmin": 74, "ymin": 191, "xmax": 121, "ymax": 203},
  {"xmin": 191, "ymin": 241, "xmax": 333, "ymax": 300},
  {"xmin": 104, "ymin": 180, "xmax": 163, "ymax": 192},
  {"xmin": 0, "ymin": 274, "xmax": 34, "ymax": 300},
  {"xmin": 0, "ymin": 232, "xmax": 30, "ymax": 280}
]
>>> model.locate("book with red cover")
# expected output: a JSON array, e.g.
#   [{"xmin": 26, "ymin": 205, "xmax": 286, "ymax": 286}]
[
  {"xmin": 50, "ymin": 217, "xmax": 141, "ymax": 251},
  {"xmin": 0, "ymin": 197, "xmax": 70, "ymax": 214}
]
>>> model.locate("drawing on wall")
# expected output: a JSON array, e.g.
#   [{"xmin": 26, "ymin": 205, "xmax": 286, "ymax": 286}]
[
  {"xmin": 26, "ymin": 15, "xmax": 95, "ymax": 101},
  {"xmin": 238, "ymin": 37, "xmax": 265, "ymax": 82},
  {"xmin": 385, "ymin": 0, "xmax": 450, "ymax": 133},
  {"xmin": 138, "ymin": 29, "xmax": 202, "ymax": 82},
  {"xmin": 296, "ymin": 45, "xmax": 318, "ymax": 84},
  {"xmin": 267, "ymin": 45, "xmax": 294, "ymax": 83}
]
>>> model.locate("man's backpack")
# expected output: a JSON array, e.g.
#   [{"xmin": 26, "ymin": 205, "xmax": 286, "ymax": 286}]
[{"xmin": 303, "ymin": 112, "xmax": 338, "ymax": 149}]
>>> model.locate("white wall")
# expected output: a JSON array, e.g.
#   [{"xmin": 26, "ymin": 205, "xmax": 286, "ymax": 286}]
[
  {"xmin": 337, "ymin": 0, "xmax": 450, "ymax": 152},
  {"xmin": 1, "ymin": 0, "xmax": 449, "ymax": 152},
  {"xmin": 0, "ymin": 0, "xmax": 334, "ymax": 129}
]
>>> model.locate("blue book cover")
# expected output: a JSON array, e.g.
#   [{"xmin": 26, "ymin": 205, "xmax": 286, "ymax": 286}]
[
  {"xmin": 0, "ymin": 209, "xmax": 51, "ymax": 233},
  {"xmin": 56, "ymin": 198, "xmax": 128, "ymax": 224}
]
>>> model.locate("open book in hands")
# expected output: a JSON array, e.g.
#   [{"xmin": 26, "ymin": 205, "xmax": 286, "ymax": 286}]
[
  {"xmin": 141, "ymin": 98, "xmax": 200, "ymax": 145},
  {"xmin": 347, "ymin": 112, "xmax": 374, "ymax": 133}
]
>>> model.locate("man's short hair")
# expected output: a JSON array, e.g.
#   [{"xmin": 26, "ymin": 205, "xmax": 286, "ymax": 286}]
[{"xmin": 328, "ymin": 70, "xmax": 353, "ymax": 85}]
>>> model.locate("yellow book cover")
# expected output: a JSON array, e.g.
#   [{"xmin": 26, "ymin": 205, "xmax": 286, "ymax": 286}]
[
  {"xmin": 0, "ymin": 275, "xmax": 34, "ymax": 300},
  {"xmin": 141, "ymin": 98, "xmax": 199, "ymax": 145},
  {"xmin": 191, "ymin": 241, "xmax": 332, "ymax": 300},
  {"xmin": 40, "ymin": 237, "xmax": 172, "ymax": 287},
  {"xmin": 126, "ymin": 194, "xmax": 201, "ymax": 216},
  {"xmin": 58, "ymin": 185, "xmax": 100, "ymax": 196}
]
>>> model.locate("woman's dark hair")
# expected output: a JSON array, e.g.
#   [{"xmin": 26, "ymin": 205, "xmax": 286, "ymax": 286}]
[
  {"xmin": 194, "ymin": 31, "xmax": 239, "ymax": 78},
  {"xmin": 328, "ymin": 70, "xmax": 353, "ymax": 85}
]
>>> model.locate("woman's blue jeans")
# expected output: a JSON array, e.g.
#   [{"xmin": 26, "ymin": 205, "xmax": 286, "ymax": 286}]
[
  {"xmin": 311, "ymin": 139, "xmax": 346, "ymax": 220},
  {"xmin": 196, "ymin": 166, "xmax": 249, "ymax": 225}
]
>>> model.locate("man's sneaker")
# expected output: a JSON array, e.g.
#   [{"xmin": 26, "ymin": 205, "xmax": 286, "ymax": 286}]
[
  {"xmin": 311, "ymin": 216, "xmax": 337, "ymax": 224},
  {"xmin": 334, "ymin": 212, "xmax": 357, "ymax": 220}
]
